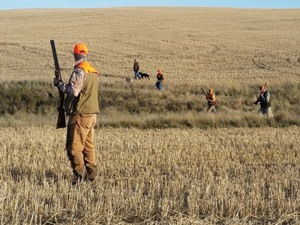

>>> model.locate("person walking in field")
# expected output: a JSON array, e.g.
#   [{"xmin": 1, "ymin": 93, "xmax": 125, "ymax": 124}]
[
  {"xmin": 54, "ymin": 43, "xmax": 100, "ymax": 185},
  {"xmin": 133, "ymin": 59, "xmax": 141, "ymax": 79},
  {"xmin": 155, "ymin": 69, "xmax": 165, "ymax": 90},
  {"xmin": 254, "ymin": 84, "xmax": 273, "ymax": 118},
  {"xmin": 206, "ymin": 88, "xmax": 217, "ymax": 113}
]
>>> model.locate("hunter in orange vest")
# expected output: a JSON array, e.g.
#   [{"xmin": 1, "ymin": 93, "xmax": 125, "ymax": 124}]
[
  {"xmin": 54, "ymin": 43, "xmax": 100, "ymax": 185},
  {"xmin": 206, "ymin": 88, "xmax": 217, "ymax": 113}
]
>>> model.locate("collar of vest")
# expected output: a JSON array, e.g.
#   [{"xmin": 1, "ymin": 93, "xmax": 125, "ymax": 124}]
[{"xmin": 78, "ymin": 61, "xmax": 97, "ymax": 74}]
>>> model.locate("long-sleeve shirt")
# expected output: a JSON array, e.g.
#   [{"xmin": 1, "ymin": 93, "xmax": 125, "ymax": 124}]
[
  {"xmin": 57, "ymin": 62, "xmax": 86, "ymax": 97},
  {"xmin": 133, "ymin": 62, "xmax": 140, "ymax": 72}
]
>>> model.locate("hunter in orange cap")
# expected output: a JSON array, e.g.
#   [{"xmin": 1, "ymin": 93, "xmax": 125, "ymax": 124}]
[{"xmin": 54, "ymin": 43, "xmax": 100, "ymax": 185}]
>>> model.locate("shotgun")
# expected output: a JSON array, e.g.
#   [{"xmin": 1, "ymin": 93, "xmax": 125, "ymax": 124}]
[
  {"xmin": 201, "ymin": 88, "xmax": 208, "ymax": 98},
  {"xmin": 50, "ymin": 40, "xmax": 66, "ymax": 129}
]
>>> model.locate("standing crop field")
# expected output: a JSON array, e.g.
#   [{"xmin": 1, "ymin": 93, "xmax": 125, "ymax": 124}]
[{"xmin": 0, "ymin": 126, "xmax": 299, "ymax": 224}]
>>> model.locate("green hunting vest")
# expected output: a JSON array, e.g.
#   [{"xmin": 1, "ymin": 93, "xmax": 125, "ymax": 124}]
[{"xmin": 65, "ymin": 62, "xmax": 99, "ymax": 115}]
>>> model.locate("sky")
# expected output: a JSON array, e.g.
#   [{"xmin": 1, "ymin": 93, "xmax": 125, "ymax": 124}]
[{"xmin": 1, "ymin": 0, "xmax": 300, "ymax": 10}]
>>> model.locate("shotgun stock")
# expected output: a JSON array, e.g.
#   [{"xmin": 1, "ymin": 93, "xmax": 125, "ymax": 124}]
[{"xmin": 50, "ymin": 40, "xmax": 66, "ymax": 129}]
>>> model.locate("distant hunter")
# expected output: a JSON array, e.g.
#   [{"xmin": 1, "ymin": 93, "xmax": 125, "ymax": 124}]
[
  {"xmin": 254, "ymin": 83, "xmax": 273, "ymax": 118},
  {"xmin": 201, "ymin": 88, "xmax": 217, "ymax": 113}
]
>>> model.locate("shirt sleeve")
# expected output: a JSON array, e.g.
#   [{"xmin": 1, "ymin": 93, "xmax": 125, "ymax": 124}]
[
  {"xmin": 265, "ymin": 92, "xmax": 270, "ymax": 103},
  {"xmin": 58, "ymin": 67, "xmax": 85, "ymax": 97}
]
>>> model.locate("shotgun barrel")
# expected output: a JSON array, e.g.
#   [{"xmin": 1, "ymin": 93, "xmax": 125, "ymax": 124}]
[
  {"xmin": 201, "ymin": 88, "xmax": 208, "ymax": 98},
  {"xmin": 50, "ymin": 40, "xmax": 66, "ymax": 129}
]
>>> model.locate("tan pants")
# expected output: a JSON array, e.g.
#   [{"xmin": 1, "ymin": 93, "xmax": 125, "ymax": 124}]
[
  {"xmin": 207, "ymin": 105, "xmax": 217, "ymax": 113},
  {"xmin": 66, "ymin": 113, "xmax": 97, "ymax": 181},
  {"xmin": 259, "ymin": 107, "xmax": 274, "ymax": 118}
]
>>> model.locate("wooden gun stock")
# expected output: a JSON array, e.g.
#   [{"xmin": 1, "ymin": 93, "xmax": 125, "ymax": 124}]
[{"xmin": 50, "ymin": 40, "xmax": 66, "ymax": 129}]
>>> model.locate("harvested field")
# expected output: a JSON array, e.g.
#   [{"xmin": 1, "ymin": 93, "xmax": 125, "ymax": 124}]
[{"xmin": 0, "ymin": 126, "xmax": 299, "ymax": 224}]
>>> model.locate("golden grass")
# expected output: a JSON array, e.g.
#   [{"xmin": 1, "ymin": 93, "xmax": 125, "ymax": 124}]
[{"xmin": 1, "ymin": 126, "xmax": 299, "ymax": 224}]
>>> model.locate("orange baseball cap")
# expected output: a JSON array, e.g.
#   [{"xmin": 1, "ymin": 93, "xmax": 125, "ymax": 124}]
[{"xmin": 73, "ymin": 43, "xmax": 88, "ymax": 55}]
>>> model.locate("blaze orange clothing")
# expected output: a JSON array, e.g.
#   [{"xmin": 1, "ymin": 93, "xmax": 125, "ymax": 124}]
[
  {"xmin": 78, "ymin": 61, "xmax": 97, "ymax": 74},
  {"xmin": 73, "ymin": 43, "xmax": 88, "ymax": 55},
  {"xmin": 207, "ymin": 91, "xmax": 216, "ymax": 106},
  {"xmin": 156, "ymin": 72, "xmax": 164, "ymax": 81}
]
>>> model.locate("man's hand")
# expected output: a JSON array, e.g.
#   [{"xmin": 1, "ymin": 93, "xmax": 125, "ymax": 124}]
[
  {"xmin": 54, "ymin": 78, "xmax": 62, "ymax": 87},
  {"xmin": 54, "ymin": 69, "xmax": 62, "ymax": 87},
  {"xmin": 54, "ymin": 69, "xmax": 61, "ymax": 79}
]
